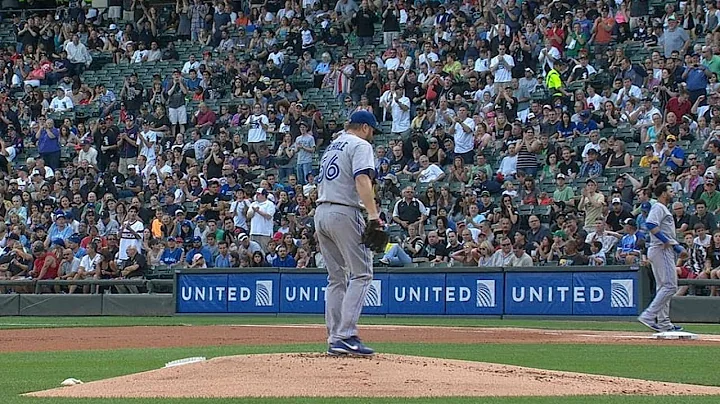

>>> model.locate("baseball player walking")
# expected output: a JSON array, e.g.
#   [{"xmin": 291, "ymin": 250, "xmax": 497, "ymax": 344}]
[
  {"xmin": 316, "ymin": 111, "xmax": 388, "ymax": 356},
  {"xmin": 638, "ymin": 182, "xmax": 686, "ymax": 332}
]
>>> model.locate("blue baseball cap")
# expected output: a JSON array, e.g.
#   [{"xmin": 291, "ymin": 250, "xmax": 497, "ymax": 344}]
[
  {"xmin": 68, "ymin": 234, "xmax": 82, "ymax": 244},
  {"xmin": 349, "ymin": 110, "xmax": 381, "ymax": 131},
  {"xmin": 193, "ymin": 236, "xmax": 202, "ymax": 243},
  {"xmin": 641, "ymin": 202, "xmax": 652, "ymax": 211},
  {"xmin": 195, "ymin": 215, "xmax": 206, "ymax": 222},
  {"xmin": 52, "ymin": 238, "xmax": 66, "ymax": 247}
]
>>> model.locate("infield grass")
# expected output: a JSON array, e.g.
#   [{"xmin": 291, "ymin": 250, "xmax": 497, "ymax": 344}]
[
  {"xmin": 3, "ymin": 315, "xmax": 720, "ymax": 334},
  {"xmin": 2, "ymin": 343, "xmax": 720, "ymax": 404}
]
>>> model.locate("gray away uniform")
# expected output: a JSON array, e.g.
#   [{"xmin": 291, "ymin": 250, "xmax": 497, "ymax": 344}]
[
  {"xmin": 315, "ymin": 132, "xmax": 375, "ymax": 344},
  {"xmin": 641, "ymin": 201, "xmax": 679, "ymax": 329}
]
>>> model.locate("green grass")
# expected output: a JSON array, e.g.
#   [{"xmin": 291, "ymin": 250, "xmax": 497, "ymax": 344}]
[
  {"xmin": 3, "ymin": 315, "xmax": 720, "ymax": 334},
  {"xmin": 2, "ymin": 343, "xmax": 720, "ymax": 404}
]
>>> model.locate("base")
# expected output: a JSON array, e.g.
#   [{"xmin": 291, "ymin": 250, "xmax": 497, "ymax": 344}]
[{"xmin": 652, "ymin": 331, "xmax": 698, "ymax": 340}]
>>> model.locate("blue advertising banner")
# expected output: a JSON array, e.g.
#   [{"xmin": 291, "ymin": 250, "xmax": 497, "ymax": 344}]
[
  {"xmin": 227, "ymin": 274, "xmax": 281, "ymax": 313},
  {"xmin": 387, "ymin": 273, "xmax": 446, "ymax": 315},
  {"xmin": 279, "ymin": 273, "xmax": 328, "ymax": 314},
  {"xmin": 362, "ymin": 274, "xmax": 389, "ymax": 315},
  {"xmin": 176, "ymin": 274, "xmax": 229, "ymax": 313},
  {"xmin": 445, "ymin": 273, "xmax": 504, "ymax": 315},
  {"xmin": 504, "ymin": 272, "xmax": 573, "ymax": 315},
  {"xmin": 572, "ymin": 272, "xmax": 638, "ymax": 316},
  {"xmin": 175, "ymin": 269, "xmax": 640, "ymax": 316}
]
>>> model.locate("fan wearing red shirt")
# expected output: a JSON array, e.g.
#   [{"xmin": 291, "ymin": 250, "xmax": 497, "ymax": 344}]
[
  {"xmin": 666, "ymin": 90, "xmax": 692, "ymax": 119},
  {"xmin": 546, "ymin": 20, "xmax": 566, "ymax": 55},
  {"xmin": 30, "ymin": 242, "xmax": 59, "ymax": 280},
  {"xmin": 193, "ymin": 102, "xmax": 217, "ymax": 136}
]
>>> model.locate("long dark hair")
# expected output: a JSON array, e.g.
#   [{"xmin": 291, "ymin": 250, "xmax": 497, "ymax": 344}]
[{"xmin": 251, "ymin": 251, "xmax": 268, "ymax": 267}]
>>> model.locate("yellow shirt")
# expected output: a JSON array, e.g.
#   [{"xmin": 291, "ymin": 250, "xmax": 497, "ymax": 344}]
[
  {"xmin": 546, "ymin": 69, "xmax": 563, "ymax": 93},
  {"xmin": 639, "ymin": 155, "xmax": 660, "ymax": 167},
  {"xmin": 151, "ymin": 218, "xmax": 164, "ymax": 238},
  {"xmin": 442, "ymin": 61, "xmax": 462, "ymax": 77}
]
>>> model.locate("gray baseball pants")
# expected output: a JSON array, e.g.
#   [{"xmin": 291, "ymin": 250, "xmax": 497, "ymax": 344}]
[
  {"xmin": 315, "ymin": 203, "xmax": 373, "ymax": 344},
  {"xmin": 641, "ymin": 246, "xmax": 679, "ymax": 329}
]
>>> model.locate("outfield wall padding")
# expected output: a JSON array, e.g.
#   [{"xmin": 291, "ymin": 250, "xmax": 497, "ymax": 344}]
[
  {"xmin": 18, "ymin": 295, "xmax": 103, "ymax": 316},
  {"xmin": 102, "ymin": 295, "xmax": 175, "ymax": 316},
  {"xmin": 670, "ymin": 296, "xmax": 720, "ymax": 323},
  {"xmin": 0, "ymin": 294, "xmax": 20, "ymax": 315}
]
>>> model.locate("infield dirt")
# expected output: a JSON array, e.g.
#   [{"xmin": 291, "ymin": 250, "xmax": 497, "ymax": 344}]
[
  {"xmin": 3, "ymin": 324, "xmax": 719, "ymax": 353},
  {"xmin": 26, "ymin": 352, "xmax": 720, "ymax": 398}
]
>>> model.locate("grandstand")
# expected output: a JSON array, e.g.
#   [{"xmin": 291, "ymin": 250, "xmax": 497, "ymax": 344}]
[{"xmin": 0, "ymin": 0, "xmax": 718, "ymax": 298}]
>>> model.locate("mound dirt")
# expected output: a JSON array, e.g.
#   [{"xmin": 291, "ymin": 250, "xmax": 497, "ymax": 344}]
[{"xmin": 26, "ymin": 353, "xmax": 720, "ymax": 398}]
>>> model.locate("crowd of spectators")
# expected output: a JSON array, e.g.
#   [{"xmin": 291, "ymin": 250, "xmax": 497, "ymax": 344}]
[{"xmin": 1, "ymin": 0, "xmax": 720, "ymax": 296}]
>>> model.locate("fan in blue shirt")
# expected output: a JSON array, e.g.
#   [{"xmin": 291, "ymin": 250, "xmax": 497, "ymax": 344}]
[
  {"xmin": 185, "ymin": 236, "xmax": 214, "ymax": 267},
  {"xmin": 160, "ymin": 237, "xmax": 185, "ymax": 267},
  {"xmin": 575, "ymin": 110, "xmax": 598, "ymax": 135},
  {"xmin": 272, "ymin": 246, "xmax": 296, "ymax": 268}
]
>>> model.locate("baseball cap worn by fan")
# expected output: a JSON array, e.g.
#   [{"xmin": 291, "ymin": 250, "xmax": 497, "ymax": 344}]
[
  {"xmin": 552, "ymin": 230, "xmax": 567, "ymax": 240},
  {"xmin": 641, "ymin": 202, "xmax": 652, "ymax": 211},
  {"xmin": 349, "ymin": 110, "xmax": 381, "ymax": 131},
  {"xmin": 623, "ymin": 218, "xmax": 637, "ymax": 227},
  {"xmin": 612, "ymin": 198, "xmax": 621, "ymax": 204}
]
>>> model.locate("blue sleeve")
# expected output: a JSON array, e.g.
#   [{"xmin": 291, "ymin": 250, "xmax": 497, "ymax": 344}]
[
  {"xmin": 354, "ymin": 168, "xmax": 375, "ymax": 179},
  {"xmin": 186, "ymin": 251, "xmax": 193, "ymax": 264},
  {"xmin": 202, "ymin": 249, "xmax": 213, "ymax": 267}
]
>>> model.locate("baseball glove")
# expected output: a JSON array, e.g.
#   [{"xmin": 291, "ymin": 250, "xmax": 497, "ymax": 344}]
[{"xmin": 362, "ymin": 219, "xmax": 389, "ymax": 253}]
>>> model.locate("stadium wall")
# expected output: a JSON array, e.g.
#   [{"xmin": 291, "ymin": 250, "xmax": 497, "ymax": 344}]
[
  {"xmin": 176, "ymin": 266, "xmax": 645, "ymax": 317},
  {"xmin": 0, "ymin": 266, "xmax": 717, "ymax": 322}
]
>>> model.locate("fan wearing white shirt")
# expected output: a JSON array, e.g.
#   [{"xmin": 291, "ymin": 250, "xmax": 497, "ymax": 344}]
[
  {"xmin": 138, "ymin": 120, "xmax": 158, "ymax": 167},
  {"xmin": 538, "ymin": 40, "xmax": 561, "ymax": 73},
  {"xmin": 452, "ymin": 105, "xmax": 476, "ymax": 163},
  {"xmin": 131, "ymin": 43, "xmax": 149, "ymax": 64},
  {"xmin": 474, "ymin": 51, "xmax": 490, "ymax": 73},
  {"xmin": 383, "ymin": 48, "xmax": 401, "ymax": 71},
  {"xmin": 381, "ymin": 86, "xmax": 411, "ymax": 136},
  {"xmin": 64, "ymin": 34, "xmax": 92, "ymax": 75},
  {"xmin": 586, "ymin": 86, "xmax": 605, "ymax": 111},
  {"xmin": 416, "ymin": 155, "xmax": 445, "ymax": 183},
  {"xmin": 146, "ymin": 154, "xmax": 172, "ymax": 184},
  {"xmin": 49, "ymin": 87, "xmax": 74, "ymax": 112},
  {"xmin": 497, "ymin": 144, "xmax": 519, "ymax": 179},
  {"xmin": 181, "ymin": 55, "xmax": 201, "ymax": 74},
  {"xmin": 417, "ymin": 42, "xmax": 439, "ymax": 67},
  {"xmin": 245, "ymin": 104, "xmax": 270, "ymax": 155},
  {"xmin": 490, "ymin": 44, "xmax": 514, "ymax": 88},
  {"xmin": 615, "ymin": 77, "xmax": 642, "ymax": 107}
]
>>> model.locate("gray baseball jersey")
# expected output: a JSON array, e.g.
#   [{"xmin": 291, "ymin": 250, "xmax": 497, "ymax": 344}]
[
  {"xmin": 316, "ymin": 133, "xmax": 375, "ymax": 207},
  {"xmin": 646, "ymin": 202, "xmax": 677, "ymax": 247}
]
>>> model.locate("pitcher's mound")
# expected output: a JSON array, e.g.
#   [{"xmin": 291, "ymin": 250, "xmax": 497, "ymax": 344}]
[{"xmin": 26, "ymin": 353, "xmax": 720, "ymax": 398}]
